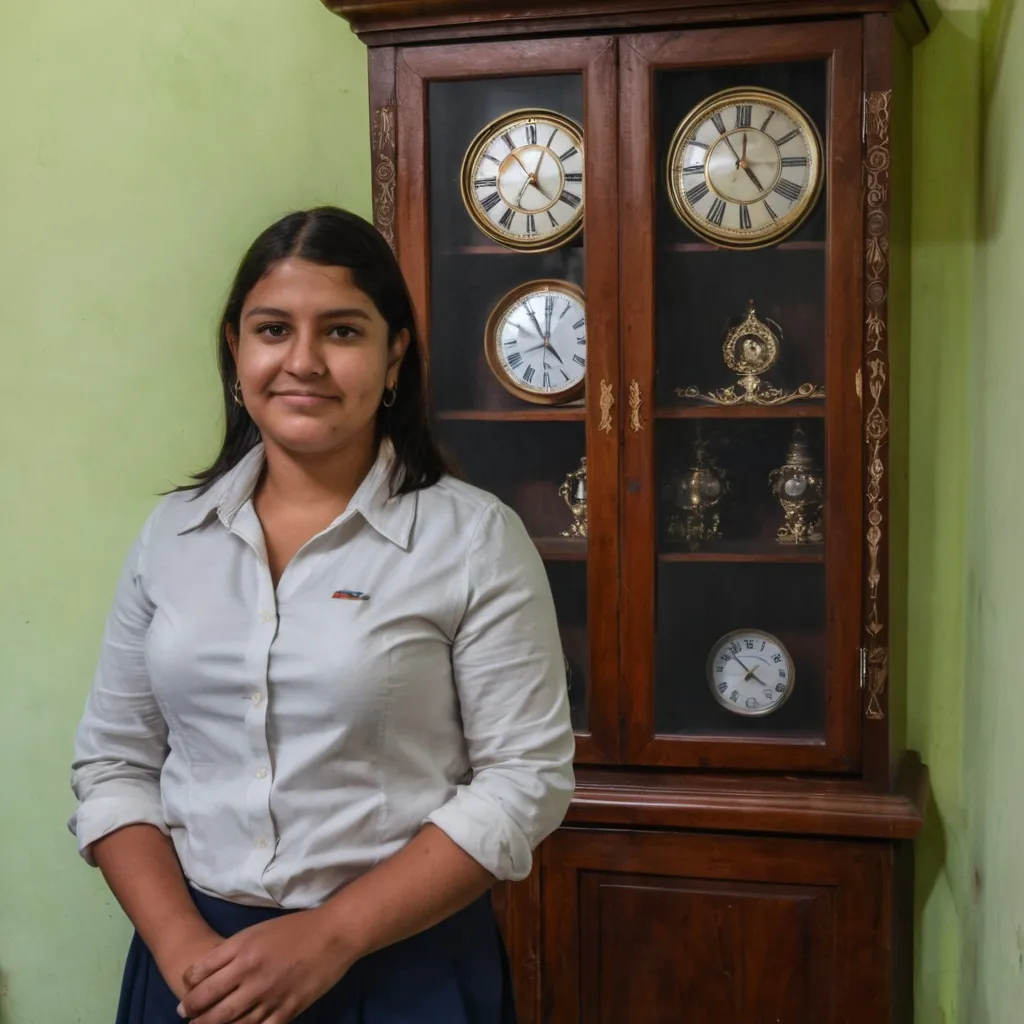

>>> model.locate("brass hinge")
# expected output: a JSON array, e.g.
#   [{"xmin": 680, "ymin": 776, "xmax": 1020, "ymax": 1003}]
[{"xmin": 859, "ymin": 647, "xmax": 868, "ymax": 689}]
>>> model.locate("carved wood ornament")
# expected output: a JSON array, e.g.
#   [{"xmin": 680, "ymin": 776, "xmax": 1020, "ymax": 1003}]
[{"xmin": 863, "ymin": 89, "xmax": 891, "ymax": 721}]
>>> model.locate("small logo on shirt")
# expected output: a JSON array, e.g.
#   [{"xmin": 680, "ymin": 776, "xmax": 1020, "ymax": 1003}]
[{"xmin": 332, "ymin": 590, "xmax": 370, "ymax": 601}]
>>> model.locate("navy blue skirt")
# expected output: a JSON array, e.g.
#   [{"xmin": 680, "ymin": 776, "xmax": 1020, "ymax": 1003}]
[{"xmin": 116, "ymin": 888, "xmax": 517, "ymax": 1023}]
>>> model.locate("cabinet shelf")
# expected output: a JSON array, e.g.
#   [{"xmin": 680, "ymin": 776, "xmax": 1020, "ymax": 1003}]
[
  {"xmin": 656, "ymin": 405, "xmax": 826, "ymax": 420},
  {"xmin": 662, "ymin": 241, "xmax": 826, "ymax": 253},
  {"xmin": 533, "ymin": 537, "xmax": 588, "ymax": 561},
  {"xmin": 436, "ymin": 408, "xmax": 586, "ymax": 422},
  {"xmin": 658, "ymin": 547, "xmax": 824, "ymax": 565}
]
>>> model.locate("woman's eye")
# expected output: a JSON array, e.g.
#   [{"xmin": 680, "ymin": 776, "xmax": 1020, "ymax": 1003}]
[
  {"xmin": 257, "ymin": 323, "xmax": 289, "ymax": 339},
  {"xmin": 328, "ymin": 324, "xmax": 360, "ymax": 339}
]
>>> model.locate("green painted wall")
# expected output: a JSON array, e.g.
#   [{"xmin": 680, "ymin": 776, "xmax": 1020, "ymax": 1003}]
[{"xmin": 0, "ymin": 1, "xmax": 369, "ymax": 1019}]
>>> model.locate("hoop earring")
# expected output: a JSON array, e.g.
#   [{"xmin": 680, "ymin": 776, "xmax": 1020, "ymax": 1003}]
[
  {"xmin": 231, "ymin": 380, "xmax": 244, "ymax": 407},
  {"xmin": 381, "ymin": 383, "xmax": 398, "ymax": 409}
]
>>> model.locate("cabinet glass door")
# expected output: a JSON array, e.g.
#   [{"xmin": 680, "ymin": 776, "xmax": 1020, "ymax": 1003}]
[
  {"xmin": 398, "ymin": 36, "xmax": 620, "ymax": 762},
  {"xmin": 620, "ymin": 22, "xmax": 864, "ymax": 771}
]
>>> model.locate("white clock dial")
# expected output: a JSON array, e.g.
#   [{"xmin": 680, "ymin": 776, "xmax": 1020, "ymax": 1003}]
[
  {"xmin": 707, "ymin": 629, "xmax": 795, "ymax": 717},
  {"xmin": 485, "ymin": 280, "xmax": 586, "ymax": 405},
  {"xmin": 667, "ymin": 88, "xmax": 823, "ymax": 249},
  {"xmin": 462, "ymin": 109, "xmax": 585, "ymax": 251}
]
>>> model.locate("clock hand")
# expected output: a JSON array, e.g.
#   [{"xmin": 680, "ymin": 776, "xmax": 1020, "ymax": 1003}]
[
  {"xmin": 741, "ymin": 132, "xmax": 748, "ymax": 164},
  {"xmin": 515, "ymin": 178, "xmax": 532, "ymax": 206},
  {"xmin": 510, "ymin": 151, "xmax": 534, "ymax": 179},
  {"xmin": 530, "ymin": 178, "xmax": 555, "ymax": 202},
  {"xmin": 743, "ymin": 165, "xmax": 765, "ymax": 193},
  {"xmin": 544, "ymin": 295, "xmax": 553, "ymax": 340},
  {"xmin": 723, "ymin": 135, "xmax": 743, "ymax": 167},
  {"xmin": 730, "ymin": 654, "xmax": 763, "ymax": 682},
  {"xmin": 544, "ymin": 341, "xmax": 565, "ymax": 366},
  {"xmin": 523, "ymin": 301, "xmax": 545, "ymax": 340}
]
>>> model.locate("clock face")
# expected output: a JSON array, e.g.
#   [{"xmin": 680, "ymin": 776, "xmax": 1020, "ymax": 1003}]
[
  {"xmin": 667, "ymin": 88, "xmax": 824, "ymax": 249},
  {"xmin": 461, "ymin": 109, "xmax": 585, "ymax": 252},
  {"xmin": 485, "ymin": 280, "xmax": 586, "ymax": 405},
  {"xmin": 707, "ymin": 629, "xmax": 795, "ymax": 717}
]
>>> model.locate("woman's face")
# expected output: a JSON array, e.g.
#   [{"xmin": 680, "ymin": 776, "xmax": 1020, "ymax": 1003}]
[{"xmin": 228, "ymin": 257, "xmax": 408, "ymax": 458}]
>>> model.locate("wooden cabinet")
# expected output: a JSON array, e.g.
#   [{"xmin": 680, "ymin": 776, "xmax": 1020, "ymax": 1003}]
[{"xmin": 324, "ymin": 1, "xmax": 931, "ymax": 1019}]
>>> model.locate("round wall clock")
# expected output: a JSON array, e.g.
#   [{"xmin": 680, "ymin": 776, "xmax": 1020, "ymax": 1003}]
[
  {"xmin": 707, "ymin": 628, "xmax": 795, "ymax": 717},
  {"xmin": 667, "ymin": 87, "xmax": 824, "ymax": 249},
  {"xmin": 484, "ymin": 279, "xmax": 586, "ymax": 405},
  {"xmin": 461, "ymin": 109, "xmax": 585, "ymax": 252}
]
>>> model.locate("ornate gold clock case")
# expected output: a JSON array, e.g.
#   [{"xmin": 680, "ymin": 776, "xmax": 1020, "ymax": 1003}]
[{"xmin": 324, "ymin": 2, "xmax": 933, "ymax": 1020}]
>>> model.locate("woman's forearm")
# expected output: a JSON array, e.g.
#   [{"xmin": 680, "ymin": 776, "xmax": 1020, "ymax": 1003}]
[
  {"xmin": 91, "ymin": 824, "xmax": 217, "ymax": 965},
  {"xmin": 317, "ymin": 823, "xmax": 495, "ymax": 964}
]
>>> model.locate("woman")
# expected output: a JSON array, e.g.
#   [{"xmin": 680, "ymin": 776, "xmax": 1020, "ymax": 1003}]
[{"xmin": 69, "ymin": 207, "xmax": 575, "ymax": 1024}]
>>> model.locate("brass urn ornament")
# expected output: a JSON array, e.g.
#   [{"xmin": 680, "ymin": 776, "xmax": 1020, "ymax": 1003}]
[
  {"xmin": 769, "ymin": 426, "xmax": 824, "ymax": 544},
  {"xmin": 676, "ymin": 301, "xmax": 825, "ymax": 406},
  {"xmin": 559, "ymin": 455, "xmax": 588, "ymax": 539},
  {"xmin": 667, "ymin": 439, "xmax": 729, "ymax": 550}
]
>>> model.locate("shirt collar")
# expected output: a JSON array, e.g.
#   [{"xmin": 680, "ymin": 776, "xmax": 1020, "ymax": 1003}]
[{"xmin": 177, "ymin": 440, "xmax": 417, "ymax": 550}]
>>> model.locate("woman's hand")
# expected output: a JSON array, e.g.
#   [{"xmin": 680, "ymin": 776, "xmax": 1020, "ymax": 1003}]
[
  {"xmin": 177, "ymin": 907, "xmax": 355, "ymax": 1024},
  {"xmin": 156, "ymin": 926, "xmax": 225, "ymax": 1001}
]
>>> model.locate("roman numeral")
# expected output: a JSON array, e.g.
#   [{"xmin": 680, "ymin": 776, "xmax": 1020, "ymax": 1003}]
[
  {"xmin": 739, "ymin": 204, "xmax": 752, "ymax": 230},
  {"xmin": 525, "ymin": 123, "xmax": 537, "ymax": 145},
  {"xmin": 773, "ymin": 178, "xmax": 803, "ymax": 203},
  {"xmin": 560, "ymin": 190, "xmax": 582, "ymax": 209},
  {"xmin": 503, "ymin": 336, "xmax": 517, "ymax": 347},
  {"xmin": 560, "ymin": 369, "xmax": 570, "ymax": 382},
  {"xmin": 576, "ymin": 336, "xmax": 586, "ymax": 345},
  {"xmin": 686, "ymin": 181, "xmax": 710, "ymax": 206},
  {"xmin": 525, "ymin": 214, "xmax": 537, "ymax": 237},
  {"xmin": 475, "ymin": 176, "xmax": 498, "ymax": 188},
  {"xmin": 559, "ymin": 146, "xmax": 578, "ymax": 162},
  {"xmin": 543, "ymin": 371, "xmax": 551, "ymax": 388},
  {"xmin": 482, "ymin": 153, "xmax": 500, "ymax": 165},
  {"xmin": 764, "ymin": 199, "xmax": 779, "ymax": 221},
  {"xmin": 781, "ymin": 156, "xmax": 808, "ymax": 167},
  {"xmin": 735, "ymin": 105, "xmax": 752, "ymax": 128},
  {"xmin": 775, "ymin": 129, "xmax": 800, "ymax": 146},
  {"xmin": 559, "ymin": 301, "xmax": 571, "ymax": 320},
  {"xmin": 508, "ymin": 352, "xmax": 523, "ymax": 369},
  {"xmin": 523, "ymin": 365, "xmax": 536, "ymax": 384},
  {"xmin": 760, "ymin": 110, "xmax": 776, "ymax": 132},
  {"xmin": 565, "ymin": 171, "xmax": 583, "ymax": 183},
  {"xmin": 499, "ymin": 207, "xmax": 515, "ymax": 230},
  {"xmin": 481, "ymin": 192, "xmax": 502, "ymax": 213},
  {"xmin": 547, "ymin": 127, "xmax": 558, "ymax": 147},
  {"xmin": 683, "ymin": 163, "xmax": 705, "ymax": 175},
  {"xmin": 548, "ymin": 211, "xmax": 559, "ymax": 228},
  {"xmin": 573, "ymin": 317, "xmax": 586, "ymax": 330},
  {"xmin": 711, "ymin": 112, "xmax": 727, "ymax": 135},
  {"xmin": 708, "ymin": 198, "xmax": 727, "ymax": 227},
  {"xmin": 572, "ymin": 354, "xmax": 586, "ymax": 367},
  {"xmin": 501, "ymin": 131, "xmax": 516, "ymax": 151},
  {"xmin": 689, "ymin": 139, "xmax": 710, "ymax": 151}
]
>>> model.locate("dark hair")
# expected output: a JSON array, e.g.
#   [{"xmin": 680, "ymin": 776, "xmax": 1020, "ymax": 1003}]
[{"xmin": 182, "ymin": 206, "xmax": 450, "ymax": 496}]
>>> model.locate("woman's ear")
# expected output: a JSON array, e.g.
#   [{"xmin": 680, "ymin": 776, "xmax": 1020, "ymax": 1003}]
[
  {"xmin": 226, "ymin": 323, "xmax": 239, "ymax": 362},
  {"xmin": 387, "ymin": 328, "xmax": 411, "ymax": 380}
]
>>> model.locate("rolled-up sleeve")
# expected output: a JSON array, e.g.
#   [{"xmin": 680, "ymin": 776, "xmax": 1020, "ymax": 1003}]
[
  {"xmin": 426, "ymin": 501, "xmax": 575, "ymax": 881},
  {"xmin": 69, "ymin": 511, "xmax": 170, "ymax": 865}
]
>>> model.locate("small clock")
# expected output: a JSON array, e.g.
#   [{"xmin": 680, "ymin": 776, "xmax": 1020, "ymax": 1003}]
[
  {"xmin": 461, "ymin": 108, "xmax": 585, "ymax": 252},
  {"xmin": 667, "ymin": 87, "xmax": 824, "ymax": 249},
  {"xmin": 485, "ymin": 279, "xmax": 586, "ymax": 405},
  {"xmin": 707, "ymin": 628, "xmax": 795, "ymax": 717}
]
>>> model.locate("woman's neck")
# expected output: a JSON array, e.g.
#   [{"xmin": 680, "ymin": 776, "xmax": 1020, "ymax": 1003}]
[{"xmin": 257, "ymin": 432, "xmax": 379, "ymax": 516}]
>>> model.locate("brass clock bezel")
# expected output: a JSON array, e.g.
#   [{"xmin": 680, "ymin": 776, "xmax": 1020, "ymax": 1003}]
[
  {"xmin": 706, "ymin": 628, "xmax": 796, "ymax": 718},
  {"xmin": 484, "ymin": 278, "xmax": 587, "ymax": 406},
  {"xmin": 460, "ymin": 108, "xmax": 585, "ymax": 253},
  {"xmin": 666, "ymin": 87, "xmax": 825, "ymax": 250}
]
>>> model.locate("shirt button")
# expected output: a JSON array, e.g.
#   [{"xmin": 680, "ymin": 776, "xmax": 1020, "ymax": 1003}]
[
  {"xmin": 256, "ymin": 768, "xmax": 268, "ymax": 780},
  {"xmin": 259, "ymin": 609, "xmax": 273, "ymax": 623},
  {"xmin": 251, "ymin": 692, "xmax": 262, "ymax": 705},
  {"xmin": 258, "ymin": 837, "xmax": 268, "ymax": 850}
]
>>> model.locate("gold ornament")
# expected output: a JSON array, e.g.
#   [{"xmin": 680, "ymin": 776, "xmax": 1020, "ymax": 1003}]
[
  {"xmin": 676, "ymin": 302, "xmax": 825, "ymax": 406},
  {"xmin": 558, "ymin": 456, "xmax": 588, "ymax": 539},
  {"xmin": 667, "ymin": 439, "xmax": 729, "ymax": 550},
  {"xmin": 769, "ymin": 426, "xmax": 824, "ymax": 544}
]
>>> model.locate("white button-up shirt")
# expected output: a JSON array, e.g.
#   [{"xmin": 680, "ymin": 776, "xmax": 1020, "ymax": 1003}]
[{"xmin": 69, "ymin": 442, "xmax": 575, "ymax": 909}]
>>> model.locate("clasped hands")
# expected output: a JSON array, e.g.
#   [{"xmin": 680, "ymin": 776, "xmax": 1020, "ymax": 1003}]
[{"xmin": 168, "ymin": 906, "xmax": 355, "ymax": 1024}]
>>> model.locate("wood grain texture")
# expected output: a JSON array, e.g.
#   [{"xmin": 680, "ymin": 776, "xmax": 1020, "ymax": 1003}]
[
  {"xmin": 324, "ymin": 0, "xmax": 911, "ymax": 46},
  {"xmin": 542, "ymin": 829, "xmax": 895, "ymax": 1024},
  {"xmin": 566, "ymin": 750, "xmax": 928, "ymax": 838}
]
